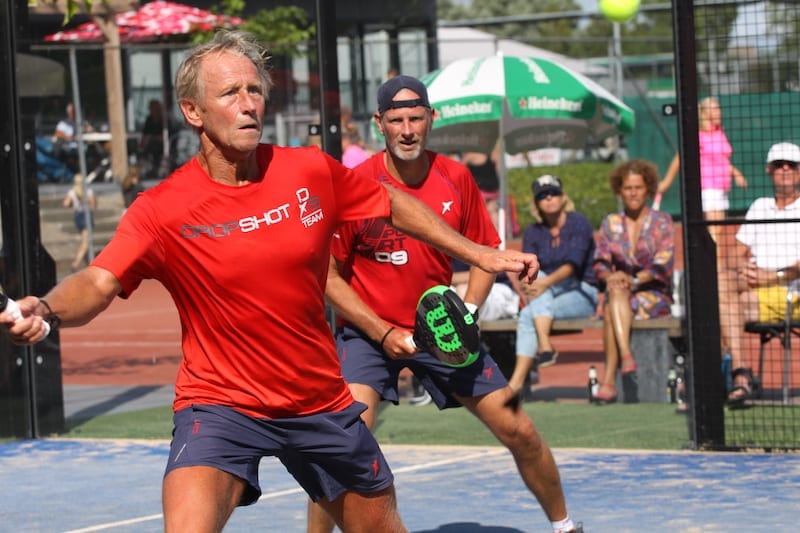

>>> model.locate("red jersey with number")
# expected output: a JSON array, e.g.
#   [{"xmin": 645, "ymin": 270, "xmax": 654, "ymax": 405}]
[
  {"xmin": 92, "ymin": 145, "xmax": 390, "ymax": 419},
  {"xmin": 331, "ymin": 151, "xmax": 500, "ymax": 330}
]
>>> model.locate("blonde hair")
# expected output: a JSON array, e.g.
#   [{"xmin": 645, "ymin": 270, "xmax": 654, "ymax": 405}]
[
  {"xmin": 72, "ymin": 173, "xmax": 85, "ymax": 202},
  {"xmin": 529, "ymin": 194, "xmax": 575, "ymax": 224},
  {"xmin": 175, "ymin": 30, "xmax": 272, "ymax": 106},
  {"xmin": 698, "ymin": 96, "xmax": 720, "ymax": 131}
]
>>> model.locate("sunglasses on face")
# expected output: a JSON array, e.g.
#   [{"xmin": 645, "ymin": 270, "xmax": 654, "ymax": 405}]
[
  {"xmin": 770, "ymin": 160, "xmax": 799, "ymax": 171},
  {"xmin": 535, "ymin": 190, "xmax": 563, "ymax": 201}
]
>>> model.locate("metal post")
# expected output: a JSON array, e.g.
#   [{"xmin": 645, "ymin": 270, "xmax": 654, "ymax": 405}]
[
  {"xmin": 672, "ymin": 0, "xmax": 725, "ymax": 448},
  {"xmin": 314, "ymin": 0, "xmax": 342, "ymax": 161},
  {"xmin": 68, "ymin": 47, "xmax": 95, "ymax": 261}
]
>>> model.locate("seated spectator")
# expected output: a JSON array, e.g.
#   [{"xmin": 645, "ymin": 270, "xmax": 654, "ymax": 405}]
[
  {"xmin": 717, "ymin": 142, "xmax": 800, "ymax": 407},
  {"xmin": 592, "ymin": 160, "xmax": 675, "ymax": 404},
  {"xmin": 506, "ymin": 175, "xmax": 599, "ymax": 395},
  {"xmin": 54, "ymin": 102, "xmax": 78, "ymax": 143},
  {"xmin": 53, "ymin": 102, "xmax": 94, "ymax": 168}
]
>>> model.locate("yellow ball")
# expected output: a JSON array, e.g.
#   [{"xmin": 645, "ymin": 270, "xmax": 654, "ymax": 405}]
[{"xmin": 599, "ymin": 0, "xmax": 641, "ymax": 23}]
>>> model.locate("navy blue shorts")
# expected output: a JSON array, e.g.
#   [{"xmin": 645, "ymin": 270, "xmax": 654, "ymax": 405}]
[
  {"xmin": 165, "ymin": 403, "xmax": 394, "ymax": 506},
  {"xmin": 337, "ymin": 326, "xmax": 507, "ymax": 409},
  {"xmin": 73, "ymin": 211, "xmax": 93, "ymax": 231}
]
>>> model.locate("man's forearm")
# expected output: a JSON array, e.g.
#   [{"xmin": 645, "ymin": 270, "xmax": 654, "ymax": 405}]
[{"xmin": 385, "ymin": 186, "xmax": 485, "ymax": 267}]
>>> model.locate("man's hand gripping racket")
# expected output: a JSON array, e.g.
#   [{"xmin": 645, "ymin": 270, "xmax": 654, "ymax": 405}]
[
  {"xmin": 406, "ymin": 285, "xmax": 480, "ymax": 367},
  {"xmin": 0, "ymin": 288, "xmax": 50, "ymax": 340}
]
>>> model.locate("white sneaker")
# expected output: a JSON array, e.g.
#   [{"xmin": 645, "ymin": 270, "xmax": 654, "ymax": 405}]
[{"xmin": 408, "ymin": 390, "xmax": 432, "ymax": 407}]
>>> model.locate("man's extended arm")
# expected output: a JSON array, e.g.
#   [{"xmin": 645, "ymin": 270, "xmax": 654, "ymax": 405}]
[
  {"xmin": 383, "ymin": 185, "xmax": 539, "ymax": 283},
  {"xmin": 2, "ymin": 266, "xmax": 121, "ymax": 344}
]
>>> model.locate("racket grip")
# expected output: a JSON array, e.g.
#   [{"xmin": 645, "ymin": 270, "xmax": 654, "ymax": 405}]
[
  {"xmin": 3, "ymin": 297, "xmax": 51, "ymax": 338},
  {"xmin": 406, "ymin": 336, "xmax": 417, "ymax": 350}
]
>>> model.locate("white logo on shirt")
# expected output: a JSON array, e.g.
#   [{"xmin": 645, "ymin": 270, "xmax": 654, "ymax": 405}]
[
  {"xmin": 296, "ymin": 187, "xmax": 324, "ymax": 228},
  {"xmin": 442, "ymin": 201, "xmax": 453, "ymax": 214}
]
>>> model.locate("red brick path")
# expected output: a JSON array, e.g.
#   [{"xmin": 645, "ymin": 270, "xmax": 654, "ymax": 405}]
[{"xmin": 60, "ymin": 223, "xmax": 795, "ymax": 395}]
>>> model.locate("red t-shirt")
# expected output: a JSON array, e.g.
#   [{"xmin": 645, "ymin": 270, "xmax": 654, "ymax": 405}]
[
  {"xmin": 331, "ymin": 151, "xmax": 500, "ymax": 330},
  {"xmin": 92, "ymin": 145, "xmax": 390, "ymax": 419}
]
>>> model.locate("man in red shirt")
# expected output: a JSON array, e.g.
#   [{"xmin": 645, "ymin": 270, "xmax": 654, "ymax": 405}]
[
  {"xmin": 2, "ymin": 33, "xmax": 541, "ymax": 532},
  {"xmin": 308, "ymin": 75, "xmax": 580, "ymax": 533}
]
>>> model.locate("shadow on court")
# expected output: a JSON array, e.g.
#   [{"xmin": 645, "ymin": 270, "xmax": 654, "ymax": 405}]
[{"xmin": 2, "ymin": 440, "xmax": 798, "ymax": 532}]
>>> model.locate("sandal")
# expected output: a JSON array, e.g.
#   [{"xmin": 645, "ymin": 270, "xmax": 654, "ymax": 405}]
[
  {"xmin": 592, "ymin": 383, "xmax": 618, "ymax": 405},
  {"xmin": 727, "ymin": 368, "xmax": 755, "ymax": 409},
  {"xmin": 620, "ymin": 354, "xmax": 637, "ymax": 376}
]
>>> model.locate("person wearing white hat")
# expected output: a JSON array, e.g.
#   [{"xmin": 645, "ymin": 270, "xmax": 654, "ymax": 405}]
[{"xmin": 718, "ymin": 142, "xmax": 800, "ymax": 408}]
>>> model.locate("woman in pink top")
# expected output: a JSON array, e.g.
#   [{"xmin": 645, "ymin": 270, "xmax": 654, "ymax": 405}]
[{"xmin": 658, "ymin": 97, "xmax": 747, "ymax": 241}]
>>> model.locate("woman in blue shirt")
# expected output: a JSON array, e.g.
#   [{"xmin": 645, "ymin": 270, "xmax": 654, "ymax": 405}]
[{"xmin": 507, "ymin": 175, "xmax": 599, "ymax": 395}]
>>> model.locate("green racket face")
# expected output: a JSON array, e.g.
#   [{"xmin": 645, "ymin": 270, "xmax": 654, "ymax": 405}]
[{"xmin": 415, "ymin": 285, "xmax": 480, "ymax": 367}]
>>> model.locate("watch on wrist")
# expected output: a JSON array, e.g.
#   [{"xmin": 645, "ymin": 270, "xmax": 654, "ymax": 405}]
[{"xmin": 631, "ymin": 276, "xmax": 640, "ymax": 287}]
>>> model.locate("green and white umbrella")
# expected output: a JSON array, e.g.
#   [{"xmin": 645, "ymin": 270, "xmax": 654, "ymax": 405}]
[
  {"xmin": 420, "ymin": 55, "xmax": 635, "ymax": 243},
  {"xmin": 421, "ymin": 55, "xmax": 635, "ymax": 155}
]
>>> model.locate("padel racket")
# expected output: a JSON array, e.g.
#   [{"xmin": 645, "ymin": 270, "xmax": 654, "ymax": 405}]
[
  {"xmin": 409, "ymin": 285, "xmax": 480, "ymax": 367},
  {"xmin": 0, "ymin": 286, "xmax": 50, "ymax": 337}
]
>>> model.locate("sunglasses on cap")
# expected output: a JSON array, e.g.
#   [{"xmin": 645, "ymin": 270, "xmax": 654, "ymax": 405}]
[
  {"xmin": 769, "ymin": 160, "xmax": 799, "ymax": 170},
  {"xmin": 535, "ymin": 190, "xmax": 563, "ymax": 201}
]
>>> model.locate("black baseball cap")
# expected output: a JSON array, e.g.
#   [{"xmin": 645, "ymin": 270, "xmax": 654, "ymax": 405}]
[
  {"xmin": 377, "ymin": 75, "xmax": 431, "ymax": 114},
  {"xmin": 532, "ymin": 174, "xmax": 563, "ymax": 197}
]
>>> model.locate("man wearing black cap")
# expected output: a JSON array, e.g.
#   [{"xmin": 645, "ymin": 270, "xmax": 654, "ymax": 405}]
[{"xmin": 308, "ymin": 75, "xmax": 581, "ymax": 533}]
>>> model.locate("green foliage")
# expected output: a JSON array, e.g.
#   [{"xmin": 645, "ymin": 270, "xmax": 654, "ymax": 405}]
[
  {"xmin": 578, "ymin": 0, "xmax": 674, "ymax": 58},
  {"xmin": 189, "ymin": 2, "xmax": 315, "ymax": 56},
  {"xmin": 438, "ymin": 0, "xmax": 583, "ymax": 57},
  {"xmin": 62, "ymin": 1, "xmax": 94, "ymax": 25},
  {"xmin": 508, "ymin": 162, "xmax": 617, "ymax": 230},
  {"xmin": 239, "ymin": 6, "xmax": 315, "ymax": 57}
]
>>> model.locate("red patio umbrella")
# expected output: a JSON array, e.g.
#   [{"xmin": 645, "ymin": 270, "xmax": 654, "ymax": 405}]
[{"xmin": 44, "ymin": 1, "xmax": 242, "ymax": 43}]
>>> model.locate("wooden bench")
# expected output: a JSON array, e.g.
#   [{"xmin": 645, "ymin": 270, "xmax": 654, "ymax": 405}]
[{"xmin": 479, "ymin": 316, "xmax": 686, "ymax": 403}]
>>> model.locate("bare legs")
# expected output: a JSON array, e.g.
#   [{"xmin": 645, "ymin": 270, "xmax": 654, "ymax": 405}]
[
  {"xmin": 507, "ymin": 355, "xmax": 535, "ymax": 394},
  {"xmin": 457, "ymin": 388, "xmax": 570, "ymax": 523},
  {"xmin": 163, "ymin": 465, "xmax": 246, "ymax": 533},
  {"xmin": 72, "ymin": 228, "xmax": 89, "ymax": 270},
  {"xmin": 596, "ymin": 286, "xmax": 634, "ymax": 401}
]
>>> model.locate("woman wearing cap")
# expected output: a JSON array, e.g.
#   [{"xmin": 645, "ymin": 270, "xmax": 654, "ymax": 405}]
[
  {"xmin": 592, "ymin": 160, "xmax": 675, "ymax": 404},
  {"xmin": 507, "ymin": 175, "xmax": 599, "ymax": 396},
  {"xmin": 658, "ymin": 96, "xmax": 747, "ymax": 242}
]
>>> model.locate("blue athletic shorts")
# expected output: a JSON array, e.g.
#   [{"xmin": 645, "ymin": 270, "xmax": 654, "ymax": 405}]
[
  {"xmin": 337, "ymin": 326, "xmax": 507, "ymax": 409},
  {"xmin": 165, "ymin": 403, "xmax": 394, "ymax": 506}
]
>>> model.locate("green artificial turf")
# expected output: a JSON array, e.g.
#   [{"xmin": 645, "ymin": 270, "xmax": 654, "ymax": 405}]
[
  {"xmin": 372, "ymin": 402, "xmax": 692, "ymax": 450},
  {"xmin": 60, "ymin": 401, "xmax": 693, "ymax": 450}
]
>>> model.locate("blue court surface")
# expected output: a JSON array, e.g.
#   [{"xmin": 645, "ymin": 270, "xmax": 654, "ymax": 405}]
[{"xmin": 1, "ymin": 439, "xmax": 798, "ymax": 532}]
